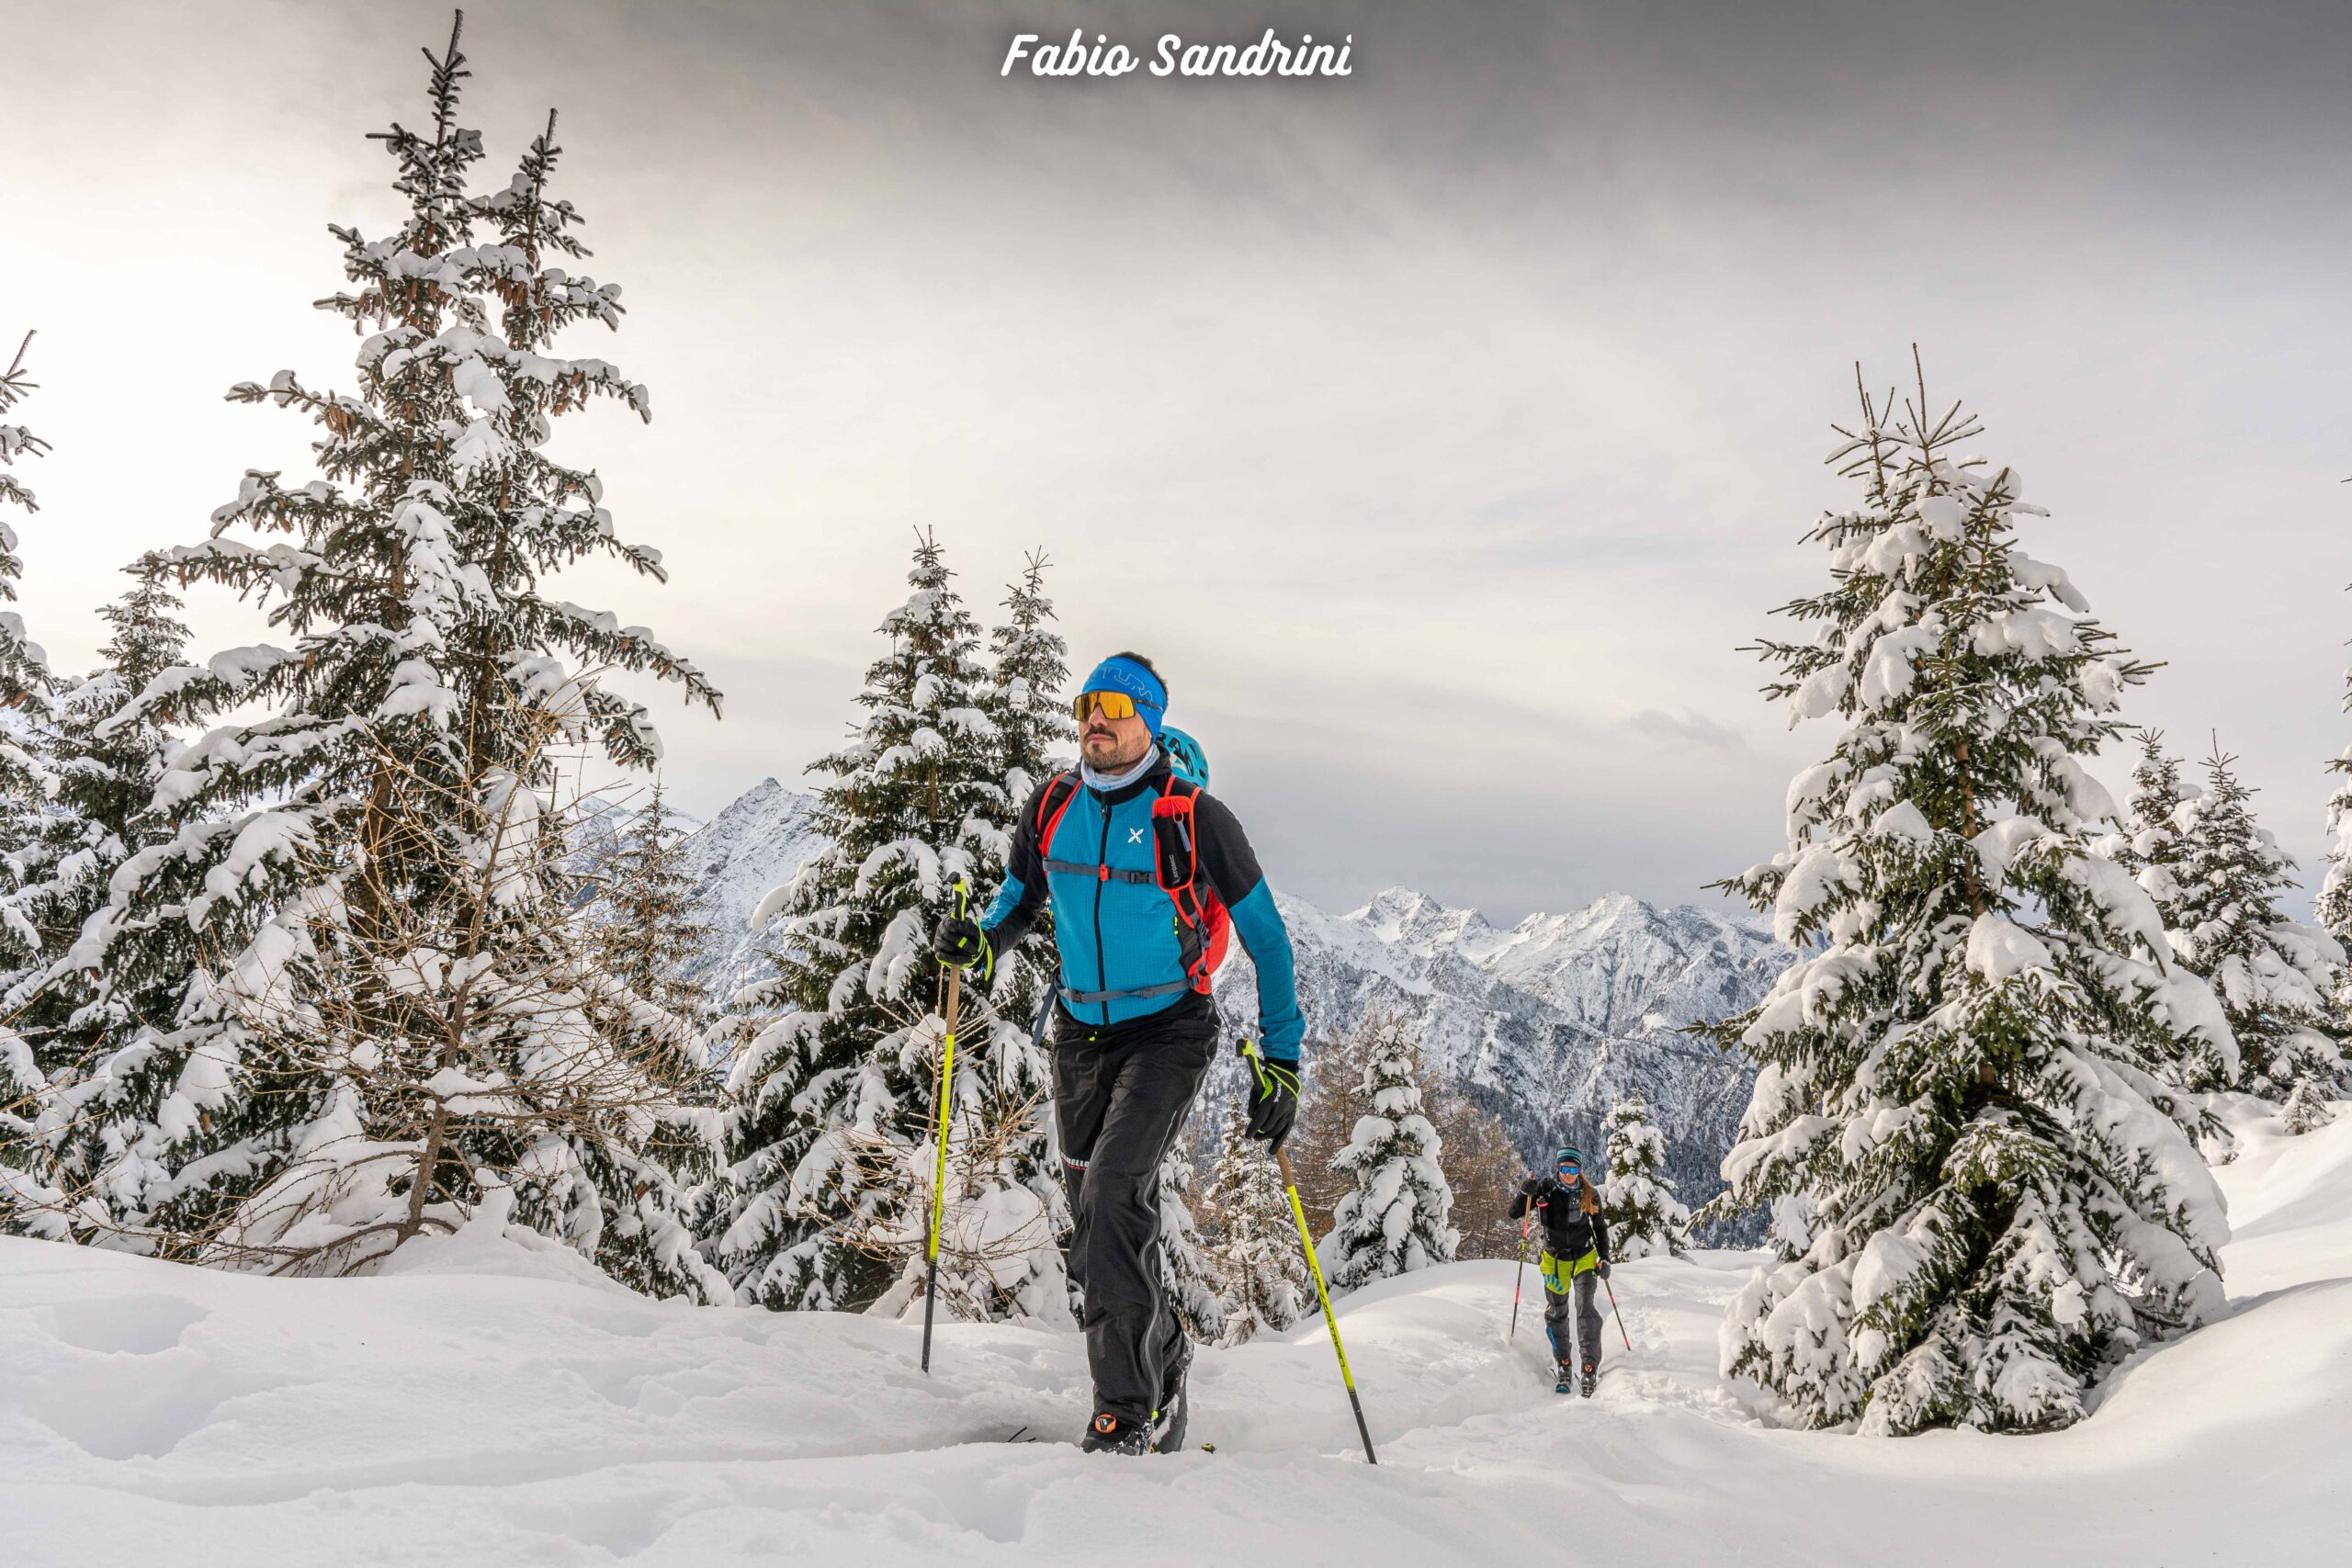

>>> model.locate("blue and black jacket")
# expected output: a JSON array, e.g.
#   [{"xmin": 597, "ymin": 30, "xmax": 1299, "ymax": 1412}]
[{"xmin": 981, "ymin": 750, "xmax": 1306, "ymax": 1063}]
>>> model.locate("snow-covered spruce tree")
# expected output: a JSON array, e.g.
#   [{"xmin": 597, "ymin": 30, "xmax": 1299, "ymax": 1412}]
[
  {"xmin": 1602, "ymin": 1089, "xmax": 1689, "ymax": 1258},
  {"xmin": 2280, "ymin": 1075, "xmax": 2336, "ymax": 1134},
  {"xmin": 951, "ymin": 544, "xmax": 1075, "ymax": 1314},
  {"xmin": 1701, "ymin": 367, "xmax": 2233, "ymax": 1435},
  {"xmin": 31, "ymin": 21, "xmax": 722, "ymax": 1287},
  {"xmin": 983, "ymin": 548, "xmax": 1075, "ymax": 807},
  {"xmin": 0, "ymin": 332, "xmax": 57, "ymax": 977},
  {"xmin": 0, "ymin": 327, "xmax": 57, "ymax": 1230},
  {"xmin": 2109, "ymin": 731, "xmax": 2188, "ymax": 893},
  {"xmin": 1159, "ymin": 1143, "xmax": 1228, "ymax": 1341},
  {"xmin": 587, "ymin": 779, "xmax": 713, "ymax": 1024},
  {"xmin": 2166, "ymin": 744, "xmax": 2345, "ymax": 1099},
  {"xmin": 1201, "ymin": 1094, "xmax": 1306, "ymax": 1344},
  {"xmin": 1324, "ymin": 1014, "xmax": 1457, "ymax": 1292},
  {"xmin": 715, "ymin": 533, "xmax": 1063, "ymax": 1319},
  {"xmin": 0, "ymin": 574, "xmax": 200, "ymax": 1240},
  {"xmin": 0, "ymin": 330, "xmax": 53, "ymax": 728}
]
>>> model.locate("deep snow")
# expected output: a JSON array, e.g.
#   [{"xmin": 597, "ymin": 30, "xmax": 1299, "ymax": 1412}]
[{"xmin": 4, "ymin": 1103, "xmax": 2346, "ymax": 1567}]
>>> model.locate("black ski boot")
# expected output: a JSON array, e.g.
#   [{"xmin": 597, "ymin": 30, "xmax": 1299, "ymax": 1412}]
[
  {"xmin": 1080, "ymin": 1412, "xmax": 1152, "ymax": 1455},
  {"xmin": 1555, "ymin": 1361, "xmax": 1574, "ymax": 1395},
  {"xmin": 1579, "ymin": 1363, "xmax": 1598, "ymax": 1398}
]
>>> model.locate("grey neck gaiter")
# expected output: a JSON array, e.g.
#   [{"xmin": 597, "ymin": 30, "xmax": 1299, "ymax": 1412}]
[{"xmin": 1081, "ymin": 743, "xmax": 1159, "ymax": 794}]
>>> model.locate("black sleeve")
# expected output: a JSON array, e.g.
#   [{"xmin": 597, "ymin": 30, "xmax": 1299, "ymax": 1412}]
[
  {"xmin": 1592, "ymin": 1204, "xmax": 1612, "ymax": 1263},
  {"xmin": 1191, "ymin": 791, "xmax": 1267, "ymax": 908},
  {"xmin": 1508, "ymin": 1190, "xmax": 1533, "ymax": 1221},
  {"xmin": 983, "ymin": 779, "xmax": 1055, "ymax": 955}
]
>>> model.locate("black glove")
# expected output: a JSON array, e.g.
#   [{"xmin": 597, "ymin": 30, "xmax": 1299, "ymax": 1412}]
[
  {"xmin": 1599, "ymin": 1259, "xmax": 1611, "ymax": 1280},
  {"xmin": 933, "ymin": 915, "xmax": 989, "ymax": 974},
  {"xmin": 1243, "ymin": 1046, "xmax": 1300, "ymax": 1152},
  {"xmin": 1520, "ymin": 1173, "xmax": 1545, "ymax": 1197}
]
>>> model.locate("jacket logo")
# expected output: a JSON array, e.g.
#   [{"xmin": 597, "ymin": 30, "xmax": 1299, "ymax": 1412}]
[{"xmin": 1128, "ymin": 827, "xmax": 1148, "ymax": 844}]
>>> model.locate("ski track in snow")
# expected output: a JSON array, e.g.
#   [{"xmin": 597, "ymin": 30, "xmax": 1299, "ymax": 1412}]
[{"xmin": 5, "ymin": 1108, "xmax": 2348, "ymax": 1566}]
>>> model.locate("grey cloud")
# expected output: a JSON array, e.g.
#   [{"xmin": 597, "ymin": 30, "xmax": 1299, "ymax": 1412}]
[
  {"xmin": 7, "ymin": 0, "xmax": 2351, "ymax": 924},
  {"xmin": 1623, "ymin": 709, "xmax": 1748, "ymax": 754}
]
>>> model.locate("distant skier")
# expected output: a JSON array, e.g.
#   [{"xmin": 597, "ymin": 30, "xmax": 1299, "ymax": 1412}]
[
  {"xmin": 1510, "ymin": 1146, "xmax": 1613, "ymax": 1395},
  {"xmin": 933, "ymin": 654, "xmax": 1305, "ymax": 1454}
]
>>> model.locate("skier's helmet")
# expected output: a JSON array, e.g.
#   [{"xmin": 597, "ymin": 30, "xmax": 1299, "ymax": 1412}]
[{"xmin": 1161, "ymin": 727, "xmax": 1209, "ymax": 789}]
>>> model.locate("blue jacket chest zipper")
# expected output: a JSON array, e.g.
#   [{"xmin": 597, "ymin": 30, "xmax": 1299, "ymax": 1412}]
[{"xmin": 1092, "ymin": 793, "xmax": 1110, "ymax": 1025}]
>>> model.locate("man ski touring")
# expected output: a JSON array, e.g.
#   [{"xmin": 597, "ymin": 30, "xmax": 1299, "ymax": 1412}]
[
  {"xmin": 1509, "ymin": 1146, "xmax": 1613, "ymax": 1395},
  {"xmin": 933, "ymin": 653, "xmax": 1305, "ymax": 1454}
]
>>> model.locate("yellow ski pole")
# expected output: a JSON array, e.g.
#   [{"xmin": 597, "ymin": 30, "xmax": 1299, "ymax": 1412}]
[
  {"xmin": 1250, "ymin": 1043, "xmax": 1376, "ymax": 1464},
  {"xmin": 921, "ymin": 876, "xmax": 970, "ymax": 1375}
]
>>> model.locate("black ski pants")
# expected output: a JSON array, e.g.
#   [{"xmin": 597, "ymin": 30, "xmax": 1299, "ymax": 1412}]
[{"xmin": 1052, "ymin": 998, "xmax": 1217, "ymax": 1426}]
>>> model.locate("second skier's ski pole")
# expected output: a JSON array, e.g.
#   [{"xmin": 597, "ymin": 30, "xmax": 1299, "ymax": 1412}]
[
  {"xmin": 921, "ymin": 876, "xmax": 971, "ymax": 1375},
  {"xmin": 1602, "ymin": 1272, "xmax": 1631, "ymax": 1352},
  {"xmin": 1509, "ymin": 1212, "xmax": 1532, "ymax": 1341},
  {"xmin": 1275, "ymin": 1142, "xmax": 1378, "ymax": 1465}
]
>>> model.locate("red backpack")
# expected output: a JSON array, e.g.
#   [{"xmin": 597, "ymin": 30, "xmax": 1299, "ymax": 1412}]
[{"xmin": 1034, "ymin": 771, "xmax": 1231, "ymax": 992}]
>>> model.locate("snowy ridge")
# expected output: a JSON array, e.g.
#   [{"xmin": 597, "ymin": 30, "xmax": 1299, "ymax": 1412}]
[
  {"xmin": 2, "ymin": 1098, "xmax": 2342, "ymax": 1564},
  {"xmin": 667, "ymin": 778, "xmax": 825, "ymax": 984}
]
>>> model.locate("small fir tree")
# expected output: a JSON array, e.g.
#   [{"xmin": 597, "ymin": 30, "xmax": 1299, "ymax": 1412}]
[
  {"xmin": 0, "ymin": 329, "xmax": 56, "ymax": 985},
  {"xmin": 2110, "ymin": 731, "xmax": 2189, "ymax": 895},
  {"xmin": 0, "ymin": 574, "xmax": 198, "ymax": 1239},
  {"xmin": 0, "ymin": 326, "xmax": 54, "ymax": 1226},
  {"xmin": 1702, "ymin": 363, "xmax": 2233, "ymax": 1435},
  {"xmin": 713, "ymin": 533, "xmax": 1063, "ymax": 1316},
  {"xmin": 2166, "ymin": 743, "xmax": 2345, "ymax": 1097},
  {"xmin": 0, "ymin": 329, "xmax": 52, "ymax": 720},
  {"xmin": 588, "ymin": 779, "xmax": 713, "ymax": 1023},
  {"xmin": 2280, "ymin": 1075, "xmax": 2336, "ymax": 1134},
  {"xmin": 1601, "ymin": 1089, "xmax": 1689, "ymax": 1258},
  {"xmin": 956, "ymin": 547, "xmax": 1074, "ymax": 1314},
  {"xmin": 1201, "ymin": 1094, "xmax": 1306, "ymax": 1344},
  {"xmin": 983, "ymin": 549, "xmax": 1075, "ymax": 805},
  {"xmin": 1325, "ymin": 1015, "xmax": 1458, "ymax": 1292}
]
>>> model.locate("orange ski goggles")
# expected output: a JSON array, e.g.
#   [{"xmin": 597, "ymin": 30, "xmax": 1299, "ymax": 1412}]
[{"xmin": 1074, "ymin": 690, "xmax": 1145, "ymax": 722}]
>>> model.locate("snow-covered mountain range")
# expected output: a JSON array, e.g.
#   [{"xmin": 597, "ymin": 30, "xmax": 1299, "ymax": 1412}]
[
  {"xmin": 1217, "ymin": 887, "xmax": 1785, "ymax": 1208},
  {"xmin": 629, "ymin": 780, "xmax": 1790, "ymax": 1208},
  {"xmin": 666, "ymin": 779, "xmax": 827, "ymax": 984}
]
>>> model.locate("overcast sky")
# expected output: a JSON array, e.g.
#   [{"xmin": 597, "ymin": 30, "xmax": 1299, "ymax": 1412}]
[{"xmin": 7, "ymin": 0, "xmax": 2352, "ymax": 922}]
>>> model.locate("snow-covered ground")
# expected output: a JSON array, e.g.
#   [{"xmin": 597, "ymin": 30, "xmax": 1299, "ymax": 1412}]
[{"xmin": 5, "ymin": 1104, "xmax": 2346, "ymax": 1566}]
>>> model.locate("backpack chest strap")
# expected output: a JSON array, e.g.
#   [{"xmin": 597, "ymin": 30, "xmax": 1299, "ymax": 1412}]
[
  {"xmin": 1042, "ymin": 858, "xmax": 1156, "ymax": 885},
  {"xmin": 1058, "ymin": 976, "xmax": 1195, "ymax": 1006}
]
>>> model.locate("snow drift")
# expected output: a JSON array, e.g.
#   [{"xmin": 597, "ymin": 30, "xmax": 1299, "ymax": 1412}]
[{"xmin": 3, "ymin": 1101, "xmax": 2344, "ymax": 1566}]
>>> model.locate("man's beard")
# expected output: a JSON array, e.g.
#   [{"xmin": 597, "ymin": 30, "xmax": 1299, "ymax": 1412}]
[{"xmin": 1083, "ymin": 730, "xmax": 1148, "ymax": 769}]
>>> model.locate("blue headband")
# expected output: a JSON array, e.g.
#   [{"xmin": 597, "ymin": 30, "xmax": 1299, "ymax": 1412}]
[{"xmin": 1080, "ymin": 656, "xmax": 1167, "ymax": 738}]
